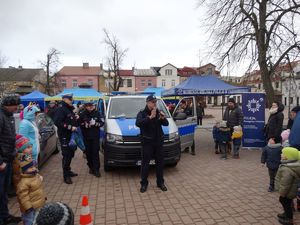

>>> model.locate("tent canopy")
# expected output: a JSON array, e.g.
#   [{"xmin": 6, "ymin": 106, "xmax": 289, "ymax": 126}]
[
  {"xmin": 142, "ymin": 87, "xmax": 165, "ymax": 97},
  {"xmin": 162, "ymin": 75, "xmax": 250, "ymax": 97},
  {"xmin": 45, "ymin": 88, "xmax": 103, "ymax": 101},
  {"xmin": 20, "ymin": 90, "xmax": 49, "ymax": 101}
]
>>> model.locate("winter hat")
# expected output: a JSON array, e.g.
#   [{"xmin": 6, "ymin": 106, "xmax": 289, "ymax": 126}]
[
  {"xmin": 1, "ymin": 93, "xmax": 20, "ymax": 106},
  {"xmin": 282, "ymin": 147, "xmax": 300, "ymax": 161},
  {"xmin": 233, "ymin": 126, "xmax": 242, "ymax": 132},
  {"xmin": 228, "ymin": 97, "xmax": 235, "ymax": 104},
  {"xmin": 19, "ymin": 154, "xmax": 36, "ymax": 174},
  {"xmin": 15, "ymin": 134, "xmax": 32, "ymax": 153},
  {"xmin": 291, "ymin": 106, "xmax": 300, "ymax": 114},
  {"xmin": 33, "ymin": 202, "xmax": 74, "ymax": 225},
  {"xmin": 220, "ymin": 120, "xmax": 227, "ymax": 128},
  {"xmin": 281, "ymin": 129, "xmax": 290, "ymax": 142}
]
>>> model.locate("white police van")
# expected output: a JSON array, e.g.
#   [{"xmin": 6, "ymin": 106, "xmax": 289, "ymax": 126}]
[{"xmin": 98, "ymin": 95, "xmax": 197, "ymax": 171}]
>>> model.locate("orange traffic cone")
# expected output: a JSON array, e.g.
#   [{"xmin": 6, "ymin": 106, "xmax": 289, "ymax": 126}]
[{"xmin": 80, "ymin": 196, "xmax": 93, "ymax": 225}]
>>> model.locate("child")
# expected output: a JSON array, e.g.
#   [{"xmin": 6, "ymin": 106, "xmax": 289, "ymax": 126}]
[
  {"xmin": 231, "ymin": 126, "xmax": 243, "ymax": 159},
  {"xmin": 261, "ymin": 137, "xmax": 282, "ymax": 192},
  {"xmin": 218, "ymin": 121, "xmax": 231, "ymax": 160},
  {"xmin": 14, "ymin": 134, "xmax": 46, "ymax": 225},
  {"xmin": 281, "ymin": 129, "xmax": 290, "ymax": 147},
  {"xmin": 275, "ymin": 147, "xmax": 300, "ymax": 225},
  {"xmin": 212, "ymin": 121, "xmax": 220, "ymax": 154}
]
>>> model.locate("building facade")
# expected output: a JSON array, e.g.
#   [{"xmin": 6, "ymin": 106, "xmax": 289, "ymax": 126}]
[
  {"xmin": 157, "ymin": 63, "xmax": 180, "ymax": 89},
  {"xmin": 134, "ymin": 68, "xmax": 157, "ymax": 91}
]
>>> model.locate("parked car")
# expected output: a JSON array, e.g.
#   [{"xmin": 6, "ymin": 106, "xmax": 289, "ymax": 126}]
[{"xmin": 14, "ymin": 112, "xmax": 59, "ymax": 167}]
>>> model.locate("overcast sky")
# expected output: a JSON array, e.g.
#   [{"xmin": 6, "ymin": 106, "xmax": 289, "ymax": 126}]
[{"xmin": 0, "ymin": 0, "xmax": 239, "ymax": 75}]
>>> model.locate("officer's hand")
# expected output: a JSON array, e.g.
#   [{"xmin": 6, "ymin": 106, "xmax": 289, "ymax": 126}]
[
  {"xmin": 150, "ymin": 108, "xmax": 156, "ymax": 119},
  {"xmin": 75, "ymin": 114, "xmax": 79, "ymax": 120},
  {"xmin": 0, "ymin": 162, "xmax": 7, "ymax": 172},
  {"xmin": 159, "ymin": 111, "xmax": 165, "ymax": 120},
  {"xmin": 71, "ymin": 126, "xmax": 77, "ymax": 132}
]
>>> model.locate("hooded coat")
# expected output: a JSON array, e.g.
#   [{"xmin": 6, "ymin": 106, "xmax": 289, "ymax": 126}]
[
  {"xmin": 289, "ymin": 112, "xmax": 300, "ymax": 150},
  {"xmin": 19, "ymin": 106, "xmax": 40, "ymax": 162},
  {"xmin": 265, "ymin": 103, "xmax": 284, "ymax": 140}
]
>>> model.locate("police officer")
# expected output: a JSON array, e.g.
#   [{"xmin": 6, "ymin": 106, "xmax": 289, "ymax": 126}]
[
  {"xmin": 79, "ymin": 100, "xmax": 104, "ymax": 177},
  {"xmin": 136, "ymin": 95, "xmax": 169, "ymax": 193},
  {"xmin": 53, "ymin": 94, "xmax": 78, "ymax": 184}
]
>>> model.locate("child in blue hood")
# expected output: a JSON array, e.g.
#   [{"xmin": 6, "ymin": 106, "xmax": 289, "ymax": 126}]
[{"xmin": 19, "ymin": 105, "xmax": 40, "ymax": 162}]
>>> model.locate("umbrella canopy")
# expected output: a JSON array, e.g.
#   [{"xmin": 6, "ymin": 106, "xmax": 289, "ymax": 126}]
[
  {"xmin": 162, "ymin": 75, "xmax": 250, "ymax": 97},
  {"xmin": 45, "ymin": 88, "xmax": 103, "ymax": 101}
]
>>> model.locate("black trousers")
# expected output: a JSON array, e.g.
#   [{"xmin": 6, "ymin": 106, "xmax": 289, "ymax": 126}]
[
  {"xmin": 60, "ymin": 137, "xmax": 75, "ymax": 178},
  {"xmin": 268, "ymin": 168, "xmax": 278, "ymax": 188},
  {"xmin": 141, "ymin": 143, "xmax": 164, "ymax": 186},
  {"xmin": 197, "ymin": 116, "xmax": 203, "ymax": 126},
  {"xmin": 279, "ymin": 196, "xmax": 293, "ymax": 219},
  {"xmin": 83, "ymin": 137, "xmax": 100, "ymax": 171}
]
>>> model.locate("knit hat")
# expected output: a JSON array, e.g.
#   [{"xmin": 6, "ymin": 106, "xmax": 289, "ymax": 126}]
[
  {"xmin": 220, "ymin": 120, "xmax": 227, "ymax": 128},
  {"xmin": 228, "ymin": 97, "xmax": 235, "ymax": 104},
  {"xmin": 281, "ymin": 130, "xmax": 290, "ymax": 142},
  {"xmin": 291, "ymin": 106, "xmax": 300, "ymax": 114},
  {"xmin": 33, "ymin": 202, "xmax": 74, "ymax": 225},
  {"xmin": 15, "ymin": 134, "xmax": 32, "ymax": 153},
  {"xmin": 233, "ymin": 125, "xmax": 242, "ymax": 132},
  {"xmin": 282, "ymin": 147, "xmax": 300, "ymax": 161},
  {"xmin": 1, "ymin": 93, "xmax": 20, "ymax": 106}
]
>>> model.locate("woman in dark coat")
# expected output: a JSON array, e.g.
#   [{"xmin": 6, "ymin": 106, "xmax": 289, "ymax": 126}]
[{"xmin": 265, "ymin": 101, "xmax": 284, "ymax": 140}]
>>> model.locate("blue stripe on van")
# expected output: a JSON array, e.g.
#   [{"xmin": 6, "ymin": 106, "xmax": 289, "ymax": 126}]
[
  {"xmin": 115, "ymin": 118, "xmax": 170, "ymax": 136},
  {"xmin": 178, "ymin": 123, "xmax": 197, "ymax": 136}
]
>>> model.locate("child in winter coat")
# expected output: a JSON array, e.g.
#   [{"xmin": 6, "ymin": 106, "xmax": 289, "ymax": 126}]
[
  {"xmin": 281, "ymin": 129, "xmax": 290, "ymax": 147},
  {"xmin": 212, "ymin": 121, "xmax": 220, "ymax": 154},
  {"xmin": 261, "ymin": 137, "xmax": 282, "ymax": 192},
  {"xmin": 231, "ymin": 125, "xmax": 243, "ymax": 159},
  {"xmin": 14, "ymin": 134, "xmax": 46, "ymax": 225},
  {"xmin": 218, "ymin": 121, "xmax": 231, "ymax": 160},
  {"xmin": 275, "ymin": 147, "xmax": 300, "ymax": 225}
]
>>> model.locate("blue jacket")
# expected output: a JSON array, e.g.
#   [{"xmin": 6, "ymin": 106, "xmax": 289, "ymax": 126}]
[
  {"xmin": 212, "ymin": 126, "xmax": 220, "ymax": 141},
  {"xmin": 19, "ymin": 106, "xmax": 40, "ymax": 162},
  {"xmin": 289, "ymin": 112, "xmax": 300, "ymax": 150},
  {"xmin": 218, "ymin": 127, "xmax": 231, "ymax": 144},
  {"xmin": 261, "ymin": 143, "xmax": 282, "ymax": 170}
]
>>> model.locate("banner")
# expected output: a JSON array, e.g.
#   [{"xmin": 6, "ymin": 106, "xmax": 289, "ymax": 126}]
[{"xmin": 242, "ymin": 93, "xmax": 266, "ymax": 148}]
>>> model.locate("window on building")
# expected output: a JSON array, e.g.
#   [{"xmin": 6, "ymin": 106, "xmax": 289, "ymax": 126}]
[
  {"xmin": 171, "ymin": 80, "xmax": 175, "ymax": 87},
  {"xmin": 141, "ymin": 80, "xmax": 145, "ymax": 87},
  {"xmin": 119, "ymin": 79, "xmax": 124, "ymax": 87},
  {"xmin": 165, "ymin": 69, "xmax": 172, "ymax": 75},
  {"xmin": 61, "ymin": 79, "xmax": 67, "ymax": 88},
  {"xmin": 297, "ymin": 97, "xmax": 299, "ymax": 106},
  {"xmin": 127, "ymin": 79, "xmax": 132, "ymax": 87},
  {"xmin": 258, "ymin": 84, "xmax": 261, "ymax": 89},
  {"xmin": 162, "ymin": 79, "xmax": 166, "ymax": 87},
  {"xmin": 88, "ymin": 79, "xmax": 93, "ymax": 86},
  {"xmin": 275, "ymin": 82, "xmax": 279, "ymax": 89},
  {"xmin": 147, "ymin": 80, "xmax": 152, "ymax": 86},
  {"xmin": 72, "ymin": 79, "xmax": 78, "ymax": 88},
  {"xmin": 208, "ymin": 96, "xmax": 212, "ymax": 104},
  {"xmin": 290, "ymin": 97, "xmax": 294, "ymax": 104},
  {"xmin": 237, "ymin": 96, "xmax": 241, "ymax": 104}
]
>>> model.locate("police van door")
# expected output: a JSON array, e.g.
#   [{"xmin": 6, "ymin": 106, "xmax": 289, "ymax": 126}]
[
  {"xmin": 172, "ymin": 97, "xmax": 197, "ymax": 151},
  {"xmin": 97, "ymin": 97, "xmax": 107, "ymax": 152}
]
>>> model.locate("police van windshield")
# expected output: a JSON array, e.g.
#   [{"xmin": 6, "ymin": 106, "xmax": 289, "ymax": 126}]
[{"xmin": 109, "ymin": 98, "xmax": 170, "ymax": 119}]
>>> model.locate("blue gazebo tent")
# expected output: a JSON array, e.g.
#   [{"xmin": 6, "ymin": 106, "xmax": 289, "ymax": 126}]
[
  {"xmin": 162, "ymin": 75, "xmax": 250, "ymax": 97},
  {"xmin": 45, "ymin": 88, "xmax": 103, "ymax": 102},
  {"xmin": 20, "ymin": 90, "xmax": 49, "ymax": 110},
  {"xmin": 142, "ymin": 87, "xmax": 165, "ymax": 97}
]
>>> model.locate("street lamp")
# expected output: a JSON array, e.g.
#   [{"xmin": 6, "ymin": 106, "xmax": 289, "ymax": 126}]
[{"xmin": 103, "ymin": 70, "xmax": 115, "ymax": 95}]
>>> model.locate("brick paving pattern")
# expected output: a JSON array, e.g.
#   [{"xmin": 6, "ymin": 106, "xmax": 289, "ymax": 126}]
[{"xmin": 9, "ymin": 128, "xmax": 300, "ymax": 224}]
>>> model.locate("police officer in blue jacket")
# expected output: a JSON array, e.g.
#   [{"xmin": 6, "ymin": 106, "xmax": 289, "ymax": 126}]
[
  {"xmin": 53, "ymin": 94, "xmax": 78, "ymax": 184},
  {"xmin": 136, "ymin": 95, "xmax": 169, "ymax": 193}
]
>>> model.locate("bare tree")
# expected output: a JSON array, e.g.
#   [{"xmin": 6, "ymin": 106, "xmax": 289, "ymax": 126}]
[
  {"xmin": 103, "ymin": 28, "xmax": 128, "ymax": 91},
  {"xmin": 39, "ymin": 48, "xmax": 61, "ymax": 95},
  {"xmin": 0, "ymin": 51, "xmax": 8, "ymax": 68},
  {"xmin": 198, "ymin": 0, "xmax": 300, "ymax": 104}
]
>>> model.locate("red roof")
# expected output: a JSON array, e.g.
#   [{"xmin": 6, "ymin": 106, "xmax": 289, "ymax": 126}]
[
  {"xmin": 58, "ymin": 66, "xmax": 100, "ymax": 76},
  {"xmin": 119, "ymin": 70, "xmax": 134, "ymax": 76}
]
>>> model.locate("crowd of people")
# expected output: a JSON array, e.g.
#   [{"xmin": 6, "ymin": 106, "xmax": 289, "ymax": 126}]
[{"xmin": 2, "ymin": 92, "xmax": 300, "ymax": 224}]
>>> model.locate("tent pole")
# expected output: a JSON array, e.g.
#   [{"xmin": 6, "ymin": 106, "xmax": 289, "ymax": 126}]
[{"xmin": 221, "ymin": 95, "xmax": 224, "ymax": 118}]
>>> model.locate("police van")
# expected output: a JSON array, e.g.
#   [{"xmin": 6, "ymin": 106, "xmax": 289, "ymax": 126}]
[{"xmin": 98, "ymin": 95, "xmax": 197, "ymax": 171}]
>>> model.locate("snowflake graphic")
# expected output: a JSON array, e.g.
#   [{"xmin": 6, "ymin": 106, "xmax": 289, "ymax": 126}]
[{"xmin": 246, "ymin": 98, "xmax": 261, "ymax": 113}]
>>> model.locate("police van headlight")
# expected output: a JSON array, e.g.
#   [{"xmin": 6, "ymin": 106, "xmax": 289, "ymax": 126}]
[
  {"xmin": 169, "ymin": 132, "xmax": 179, "ymax": 142},
  {"xmin": 106, "ymin": 133, "xmax": 123, "ymax": 143}
]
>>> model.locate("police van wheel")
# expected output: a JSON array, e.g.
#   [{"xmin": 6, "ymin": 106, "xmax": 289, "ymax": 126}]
[
  {"xmin": 191, "ymin": 140, "xmax": 195, "ymax": 152},
  {"xmin": 168, "ymin": 162, "xmax": 178, "ymax": 167}
]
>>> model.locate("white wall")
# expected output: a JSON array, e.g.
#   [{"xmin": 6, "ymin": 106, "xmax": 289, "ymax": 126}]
[{"xmin": 157, "ymin": 64, "xmax": 180, "ymax": 89}]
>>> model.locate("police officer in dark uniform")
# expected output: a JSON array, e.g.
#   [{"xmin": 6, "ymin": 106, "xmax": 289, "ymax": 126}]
[
  {"xmin": 136, "ymin": 95, "xmax": 169, "ymax": 193},
  {"xmin": 53, "ymin": 94, "xmax": 78, "ymax": 184},
  {"xmin": 79, "ymin": 100, "xmax": 104, "ymax": 177}
]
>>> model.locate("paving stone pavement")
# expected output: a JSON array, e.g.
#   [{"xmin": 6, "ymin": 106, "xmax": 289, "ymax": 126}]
[{"xmin": 8, "ymin": 128, "xmax": 300, "ymax": 225}]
